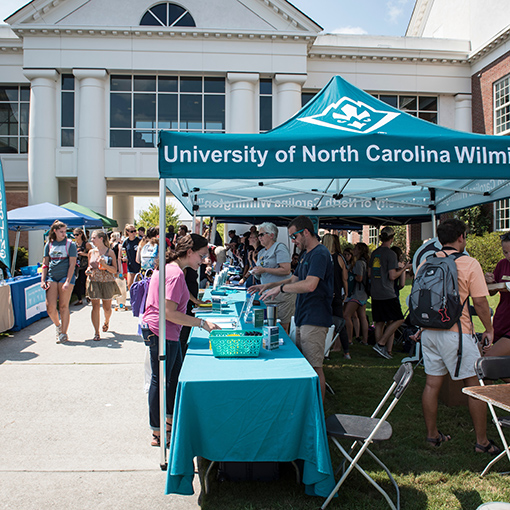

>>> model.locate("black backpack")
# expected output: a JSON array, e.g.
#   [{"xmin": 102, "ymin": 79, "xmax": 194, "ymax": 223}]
[{"xmin": 408, "ymin": 250, "xmax": 468, "ymax": 377}]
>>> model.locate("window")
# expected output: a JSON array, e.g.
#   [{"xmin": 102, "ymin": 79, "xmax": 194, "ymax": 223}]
[
  {"xmin": 61, "ymin": 74, "xmax": 75, "ymax": 147},
  {"xmin": 495, "ymin": 76, "xmax": 510, "ymax": 135},
  {"xmin": 301, "ymin": 92, "xmax": 316, "ymax": 107},
  {"xmin": 259, "ymin": 79, "xmax": 272, "ymax": 132},
  {"xmin": 373, "ymin": 93, "xmax": 438, "ymax": 123},
  {"xmin": 109, "ymin": 75, "xmax": 225, "ymax": 148},
  {"xmin": 140, "ymin": 3, "xmax": 195, "ymax": 27},
  {"xmin": 368, "ymin": 226, "xmax": 378, "ymax": 246},
  {"xmin": 0, "ymin": 85, "xmax": 29, "ymax": 154},
  {"xmin": 496, "ymin": 199, "xmax": 510, "ymax": 231}
]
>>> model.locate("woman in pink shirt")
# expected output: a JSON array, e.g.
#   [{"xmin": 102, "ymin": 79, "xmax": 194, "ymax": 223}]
[{"xmin": 142, "ymin": 233, "xmax": 221, "ymax": 447}]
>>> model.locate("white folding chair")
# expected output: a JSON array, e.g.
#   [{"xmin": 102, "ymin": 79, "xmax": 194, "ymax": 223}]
[
  {"xmin": 324, "ymin": 324, "xmax": 338, "ymax": 358},
  {"xmin": 474, "ymin": 356, "xmax": 510, "ymax": 477},
  {"xmin": 321, "ymin": 363, "xmax": 414, "ymax": 510}
]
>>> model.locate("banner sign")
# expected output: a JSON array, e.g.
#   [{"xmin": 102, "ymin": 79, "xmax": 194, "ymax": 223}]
[
  {"xmin": 0, "ymin": 161, "xmax": 11, "ymax": 271},
  {"xmin": 158, "ymin": 76, "xmax": 510, "ymax": 219}
]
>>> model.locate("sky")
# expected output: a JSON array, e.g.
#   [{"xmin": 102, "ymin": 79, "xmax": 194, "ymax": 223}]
[{"xmin": 1, "ymin": 0, "xmax": 416, "ymax": 35}]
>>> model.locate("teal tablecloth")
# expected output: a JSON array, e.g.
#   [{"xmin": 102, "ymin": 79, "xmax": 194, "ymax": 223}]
[{"xmin": 165, "ymin": 288, "xmax": 335, "ymax": 498}]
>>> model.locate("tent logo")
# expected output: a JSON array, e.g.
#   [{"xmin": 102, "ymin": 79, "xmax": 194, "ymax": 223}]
[{"xmin": 298, "ymin": 96, "xmax": 400, "ymax": 133}]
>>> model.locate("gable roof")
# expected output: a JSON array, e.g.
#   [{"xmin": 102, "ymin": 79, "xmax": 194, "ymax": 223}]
[{"xmin": 5, "ymin": 0, "xmax": 322, "ymax": 34}]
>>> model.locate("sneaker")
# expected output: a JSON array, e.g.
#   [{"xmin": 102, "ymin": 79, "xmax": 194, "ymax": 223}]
[
  {"xmin": 344, "ymin": 353, "xmax": 352, "ymax": 360},
  {"xmin": 56, "ymin": 333, "xmax": 68, "ymax": 344},
  {"xmin": 373, "ymin": 343, "xmax": 391, "ymax": 359}
]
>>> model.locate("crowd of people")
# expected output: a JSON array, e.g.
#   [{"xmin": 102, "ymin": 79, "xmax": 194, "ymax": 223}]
[{"xmin": 39, "ymin": 215, "xmax": 510, "ymax": 454}]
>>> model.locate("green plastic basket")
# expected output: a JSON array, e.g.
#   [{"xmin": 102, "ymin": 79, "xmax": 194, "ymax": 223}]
[{"xmin": 209, "ymin": 330, "xmax": 262, "ymax": 358}]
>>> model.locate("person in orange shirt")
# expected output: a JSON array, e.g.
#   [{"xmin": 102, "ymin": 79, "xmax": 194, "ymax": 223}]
[{"xmin": 421, "ymin": 218, "xmax": 500, "ymax": 455}]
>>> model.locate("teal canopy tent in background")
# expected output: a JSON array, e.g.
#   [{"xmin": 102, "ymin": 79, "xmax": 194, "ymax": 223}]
[{"xmin": 159, "ymin": 75, "xmax": 510, "ymax": 221}]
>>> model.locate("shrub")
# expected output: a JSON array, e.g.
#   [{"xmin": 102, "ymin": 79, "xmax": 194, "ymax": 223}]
[
  {"xmin": 466, "ymin": 231, "xmax": 502, "ymax": 274},
  {"xmin": 408, "ymin": 239, "xmax": 424, "ymax": 263}
]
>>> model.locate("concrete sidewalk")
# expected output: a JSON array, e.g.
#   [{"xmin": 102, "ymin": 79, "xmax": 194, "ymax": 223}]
[{"xmin": 0, "ymin": 301, "xmax": 200, "ymax": 509}]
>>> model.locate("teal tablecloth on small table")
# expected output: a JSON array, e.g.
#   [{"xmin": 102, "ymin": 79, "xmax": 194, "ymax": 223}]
[{"xmin": 165, "ymin": 289, "xmax": 335, "ymax": 498}]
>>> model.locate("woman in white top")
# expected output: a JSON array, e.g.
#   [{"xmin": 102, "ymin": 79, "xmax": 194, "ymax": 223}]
[
  {"xmin": 248, "ymin": 222, "xmax": 296, "ymax": 333},
  {"xmin": 136, "ymin": 226, "xmax": 159, "ymax": 272}
]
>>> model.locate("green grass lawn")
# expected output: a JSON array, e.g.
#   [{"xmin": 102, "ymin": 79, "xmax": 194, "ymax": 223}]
[{"xmin": 200, "ymin": 283, "xmax": 509, "ymax": 509}]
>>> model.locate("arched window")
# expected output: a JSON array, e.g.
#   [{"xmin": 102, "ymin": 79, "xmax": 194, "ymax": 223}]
[{"xmin": 140, "ymin": 3, "xmax": 196, "ymax": 27}]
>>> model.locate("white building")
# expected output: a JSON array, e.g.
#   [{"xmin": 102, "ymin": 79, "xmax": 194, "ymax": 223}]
[{"xmin": 1, "ymin": 0, "xmax": 510, "ymax": 262}]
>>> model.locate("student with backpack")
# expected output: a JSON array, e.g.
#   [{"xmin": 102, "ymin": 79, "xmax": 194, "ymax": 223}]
[
  {"xmin": 41, "ymin": 220, "xmax": 77, "ymax": 344},
  {"xmin": 369, "ymin": 226, "xmax": 411, "ymax": 359},
  {"xmin": 417, "ymin": 218, "xmax": 500, "ymax": 454}
]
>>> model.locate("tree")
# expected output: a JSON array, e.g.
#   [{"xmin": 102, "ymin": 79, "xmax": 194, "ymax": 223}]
[
  {"xmin": 136, "ymin": 202, "xmax": 180, "ymax": 231},
  {"xmin": 457, "ymin": 205, "xmax": 492, "ymax": 236}
]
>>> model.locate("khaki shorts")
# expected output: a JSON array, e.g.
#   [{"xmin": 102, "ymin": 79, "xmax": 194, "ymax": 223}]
[
  {"xmin": 296, "ymin": 324, "xmax": 328, "ymax": 368},
  {"xmin": 421, "ymin": 330, "xmax": 481, "ymax": 381},
  {"xmin": 270, "ymin": 292, "xmax": 296, "ymax": 325}
]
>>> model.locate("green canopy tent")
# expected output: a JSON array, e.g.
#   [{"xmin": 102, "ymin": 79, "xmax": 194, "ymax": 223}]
[{"xmin": 61, "ymin": 202, "xmax": 118, "ymax": 229}]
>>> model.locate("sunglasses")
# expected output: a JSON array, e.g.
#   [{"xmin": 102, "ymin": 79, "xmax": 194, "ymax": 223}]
[
  {"xmin": 289, "ymin": 228, "xmax": 305, "ymax": 241},
  {"xmin": 500, "ymin": 233, "xmax": 510, "ymax": 241},
  {"xmin": 257, "ymin": 232, "xmax": 267, "ymax": 237},
  {"xmin": 127, "ymin": 230, "xmax": 136, "ymax": 233}
]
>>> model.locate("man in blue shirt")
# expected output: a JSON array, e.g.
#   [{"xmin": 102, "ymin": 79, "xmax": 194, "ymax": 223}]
[{"xmin": 254, "ymin": 216, "xmax": 333, "ymax": 401}]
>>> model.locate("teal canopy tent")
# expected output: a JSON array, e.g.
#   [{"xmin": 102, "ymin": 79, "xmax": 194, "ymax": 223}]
[
  {"xmin": 154, "ymin": 76, "xmax": 510, "ymax": 466},
  {"xmin": 159, "ymin": 75, "xmax": 510, "ymax": 222}
]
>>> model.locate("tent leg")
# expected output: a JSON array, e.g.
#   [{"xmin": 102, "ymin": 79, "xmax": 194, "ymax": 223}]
[
  {"xmin": 158, "ymin": 179, "xmax": 168, "ymax": 469},
  {"xmin": 431, "ymin": 210, "xmax": 437, "ymax": 237},
  {"xmin": 11, "ymin": 230, "xmax": 20, "ymax": 275},
  {"xmin": 211, "ymin": 218, "xmax": 217, "ymax": 244}
]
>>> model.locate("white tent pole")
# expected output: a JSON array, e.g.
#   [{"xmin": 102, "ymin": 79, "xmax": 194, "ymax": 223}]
[
  {"xmin": 199, "ymin": 217, "xmax": 203, "ymax": 237},
  {"xmin": 429, "ymin": 188, "xmax": 437, "ymax": 238},
  {"xmin": 211, "ymin": 218, "xmax": 217, "ymax": 244},
  {"xmin": 158, "ymin": 179, "xmax": 167, "ymax": 469},
  {"xmin": 11, "ymin": 229, "xmax": 20, "ymax": 275},
  {"xmin": 432, "ymin": 210, "xmax": 437, "ymax": 237}
]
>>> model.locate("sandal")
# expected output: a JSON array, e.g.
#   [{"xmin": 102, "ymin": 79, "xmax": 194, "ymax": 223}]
[
  {"xmin": 93, "ymin": 334, "xmax": 100, "ymax": 341},
  {"xmin": 426, "ymin": 430, "xmax": 451, "ymax": 447},
  {"xmin": 102, "ymin": 322, "xmax": 109, "ymax": 333},
  {"xmin": 151, "ymin": 434, "xmax": 160, "ymax": 447},
  {"xmin": 475, "ymin": 439, "xmax": 501, "ymax": 455}
]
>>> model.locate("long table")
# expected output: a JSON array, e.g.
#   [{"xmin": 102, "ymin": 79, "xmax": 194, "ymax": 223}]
[{"xmin": 166, "ymin": 289, "xmax": 335, "ymax": 498}]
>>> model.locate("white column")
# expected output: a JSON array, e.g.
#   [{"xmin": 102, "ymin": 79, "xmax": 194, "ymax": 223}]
[
  {"xmin": 274, "ymin": 74, "xmax": 307, "ymax": 126},
  {"xmin": 23, "ymin": 69, "xmax": 59, "ymax": 265},
  {"xmin": 73, "ymin": 69, "xmax": 107, "ymax": 214},
  {"xmin": 227, "ymin": 73, "xmax": 258, "ymax": 133},
  {"xmin": 454, "ymin": 93, "xmax": 472, "ymax": 133},
  {"xmin": 112, "ymin": 194, "xmax": 134, "ymax": 233}
]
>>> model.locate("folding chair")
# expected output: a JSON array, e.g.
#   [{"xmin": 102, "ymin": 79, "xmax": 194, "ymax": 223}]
[
  {"xmin": 323, "ymin": 324, "xmax": 338, "ymax": 395},
  {"xmin": 474, "ymin": 356, "xmax": 510, "ymax": 477},
  {"xmin": 321, "ymin": 362, "xmax": 414, "ymax": 510}
]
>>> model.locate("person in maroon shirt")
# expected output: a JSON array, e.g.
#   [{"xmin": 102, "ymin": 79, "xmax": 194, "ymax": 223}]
[{"xmin": 484, "ymin": 232, "xmax": 510, "ymax": 357}]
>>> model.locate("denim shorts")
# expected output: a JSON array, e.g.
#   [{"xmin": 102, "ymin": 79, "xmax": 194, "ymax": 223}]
[{"xmin": 47, "ymin": 274, "xmax": 76, "ymax": 285}]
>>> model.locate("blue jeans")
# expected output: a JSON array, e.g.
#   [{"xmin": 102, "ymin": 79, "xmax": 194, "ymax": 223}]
[{"xmin": 146, "ymin": 330, "xmax": 183, "ymax": 431}]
